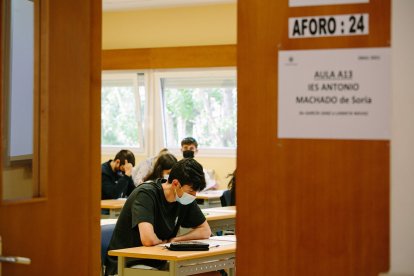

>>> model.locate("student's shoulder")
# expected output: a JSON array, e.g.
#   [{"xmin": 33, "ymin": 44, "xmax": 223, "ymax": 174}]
[
  {"xmin": 135, "ymin": 180, "xmax": 162, "ymax": 194},
  {"xmin": 101, "ymin": 160, "xmax": 112, "ymax": 174},
  {"xmin": 128, "ymin": 180, "xmax": 162, "ymax": 203}
]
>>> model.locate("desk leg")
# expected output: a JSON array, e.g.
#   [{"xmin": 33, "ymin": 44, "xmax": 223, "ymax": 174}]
[
  {"xmin": 169, "ymin": 260, "xmax": 177, "ymax": 276},
  {"xmin": 197, "ymin": 199, "xmax": 209, "ymax": 209},
  {"xmin": 109, "ymin": 209, "xmax": 120, "ymax": 219},
  {"xmin": 118, "ymin": 256, "xmax": 125, "ymax": 276}
]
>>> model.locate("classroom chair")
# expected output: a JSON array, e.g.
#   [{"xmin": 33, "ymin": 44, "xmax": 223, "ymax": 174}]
[
  {"xmin": 101, "ymin": 223, "xmax": 116, "ymax": 276},
  {"xmin": 220, "ymin": 190, "xmax": 232, "ymax": 207}
]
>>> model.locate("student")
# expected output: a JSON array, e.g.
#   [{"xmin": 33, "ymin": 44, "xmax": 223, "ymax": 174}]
[
  {"xmin": 180, "ymin": 136, "xmax": 199, "ymax": 158},
  {"xmin": 180, "ymin": 137, "xmax": 218, "ymax": 190},
  {"xmin": 142, "ymin": 153, "xmax": 177, "ymax": 182},
  {"xmin": 104, "ymin": 158, "xmax": 212, "ymax": 275},
  {"xmin": 132, "ymin": 148, "xmax": 169, "ymax": 186},
  {"xmin": 101, "ymin": 149, "xmax": 136, "ymax": 200},
  {"xmin": 220, "ymin": 170, "xmax": 236, "ymax": 206}
]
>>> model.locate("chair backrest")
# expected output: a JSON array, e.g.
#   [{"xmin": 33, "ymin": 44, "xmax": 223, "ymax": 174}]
[
  {"xmin": 220, "ymin": 190, "xmax": 232, "ymax": 207},
  {"xmin": 101, "ymin": 223, "xmax": 116, "ymax": 264}
]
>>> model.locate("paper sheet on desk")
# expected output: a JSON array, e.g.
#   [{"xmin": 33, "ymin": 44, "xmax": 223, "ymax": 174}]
[
  {"xmin": 197, "ymin": 190, "xmax": 224, "ymax": 196},
  {"xmin": 210, "ymin": 235, "xmax": 236, "ymax": 242},
  {"xmin": 100, "ymin": 218, "xmax": 117, "ymax": 226},
  {"xmin": 203, "ymin": 209, "xmax": 235, "ymax": 214}
]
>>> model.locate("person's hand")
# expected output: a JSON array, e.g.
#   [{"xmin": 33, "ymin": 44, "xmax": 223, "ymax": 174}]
[
  {"xmin": 124, "ymin": 160, "xmax": 133, "ymax": 176},
  {"xmin": 168, "ymin": 237, "xmax": 180, "ymax": 243}
]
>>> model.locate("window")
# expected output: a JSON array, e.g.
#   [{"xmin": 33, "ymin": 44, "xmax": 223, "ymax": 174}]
[
  {"xmin": 101, "ymin": 73, "xmax": 147, "ymax": 153},
  {"xmin": 101, "ymin": 68, "xmax": 237, "ymax": 157},
  {"xmin": 155, "ymin": 68, "xmax": 237, "ymax": 156}
]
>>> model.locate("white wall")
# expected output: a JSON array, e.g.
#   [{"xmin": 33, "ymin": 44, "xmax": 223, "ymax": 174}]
[{"xmin": 390, "ymin": 0, "xmax": 414, "ymax": 274}]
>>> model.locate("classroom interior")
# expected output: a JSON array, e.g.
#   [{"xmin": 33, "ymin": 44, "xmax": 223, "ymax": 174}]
[
  {"xmin": 0, "ymin": 0, "xmax": 413, "ymax": 275},
  {"xmin": 100, "ymin": 3, "xmax": 238, "ymax": 187}
]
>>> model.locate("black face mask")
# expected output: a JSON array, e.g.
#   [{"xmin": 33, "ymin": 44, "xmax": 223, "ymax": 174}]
[{"xmin": 182, "ymin": 150, "xmax": 195, "ymax": 158}]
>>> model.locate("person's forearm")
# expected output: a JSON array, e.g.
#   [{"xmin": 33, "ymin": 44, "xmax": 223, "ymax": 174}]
[
  {"xmin": 171, "ymin": 224, "xmax": 211, "ymax": 242},
  {"xmin": 141, "ymin": 233, "xmax": 164, "ymax": 246},
  {"xmin": 142, "ymin": 237, "xmax": 163, "ymax": 246},
  {"xmin": 139, "ymin": 222, "xmax": 166, "ymax": 246}
]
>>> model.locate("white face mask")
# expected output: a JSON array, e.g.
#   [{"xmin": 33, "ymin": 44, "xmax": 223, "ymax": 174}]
[
  {"xmin": 175, "ymin": 186, "xmax": 196, "ymax": 205},
  {"xmin": 163, "ymin": 174, "xmax": 169, "ymax": 180}
]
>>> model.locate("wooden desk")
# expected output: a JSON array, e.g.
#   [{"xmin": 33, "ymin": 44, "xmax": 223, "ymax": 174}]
[
  {"xmin": 101, "ymin": 191, "xmax": 223, "ymax": 218},
  {"xmin": 204, "ymin": 206, "xmax": 235, "ymax": 212},
  {"xmin": 179, "ymin": 206, "xmax": 236, "ymax": 235},
  {"xmin": 101, "ymin": 199, "xmax": 126, "ymax": 219},
  {"xmin": 101, "ymin": 205, "xmax": 235, "ymax": 234},
  {"xmin": 203, "ymin": 206, "xmax": 236, "ymax": 234},
  {"xmin": 196, "ymin": 190, "xmax": 224, "ymax": 209},
  {"xmin": 109, "ymin": 240, "xmax": 236, "ymax": 276}
]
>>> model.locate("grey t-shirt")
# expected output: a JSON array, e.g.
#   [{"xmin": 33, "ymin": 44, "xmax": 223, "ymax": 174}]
[{"xmin": 105, "ymin": 179, "xmax": 205, "ymax": 275}]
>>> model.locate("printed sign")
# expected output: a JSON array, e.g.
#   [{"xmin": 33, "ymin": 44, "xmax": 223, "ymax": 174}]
[
  {"xmin": 289, "ymin": 14, "xmax": 369, "ymax": 38},
  {"xmin": 278, "ymin": 48, "xmax": 390, "ymax": 140},
  {"xmin": 289, "ymin": 0, "xmax": 369, "ymax": 7}
]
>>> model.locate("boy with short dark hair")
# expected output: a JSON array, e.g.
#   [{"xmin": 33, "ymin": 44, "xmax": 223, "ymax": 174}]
[
  {"xmin": 104, "ymin": 158, "xmax": 211, "ymax": 275},
  {"xmin": 101, "ymin": 149, "xmax": 136, "ymax": 199},
  {"xmin": 180, "ymin": 137, "xmax": 218, "ymax": 190},
  {"xmin": 180, "ymin": 136, "xmax": 198, "ymax": 158}
]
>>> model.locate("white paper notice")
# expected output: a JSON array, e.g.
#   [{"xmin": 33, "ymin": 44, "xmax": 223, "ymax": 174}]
[
  {"xmin": 289, "ymin": 0, "xmax": 368, "ymax": 7},
  {"xmin": 278, "ymin": 48, "xmax": 390, "ymax": 140}
]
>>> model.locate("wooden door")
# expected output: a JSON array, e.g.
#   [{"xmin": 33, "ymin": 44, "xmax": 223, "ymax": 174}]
[
  {"xmin": 237, "ymin": 0, "xmax": 390, "ymax": 275},
  {"xmin": 0, "ymin": 0, "xmax": 101, "ymax": 275}
]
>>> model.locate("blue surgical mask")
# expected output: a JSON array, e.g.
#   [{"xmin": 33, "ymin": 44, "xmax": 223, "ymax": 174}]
[{"xmin": 175, "ymin": 187, "xmax": 196, "ymax": 205}]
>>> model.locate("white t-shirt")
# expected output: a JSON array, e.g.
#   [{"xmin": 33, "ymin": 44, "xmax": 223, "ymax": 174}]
[{"xmin": 131, "ymin": 156, "xmax": 156, "ymax": 186}]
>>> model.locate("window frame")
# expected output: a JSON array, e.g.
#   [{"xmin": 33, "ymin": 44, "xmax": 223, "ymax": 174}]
[
  {"xmin": 101, "ymin": 71, "xmax": 151, "ymax": 158},
  {"xmin": 153, "ymin": 67, "xmax": 237, "ymax": 158}
]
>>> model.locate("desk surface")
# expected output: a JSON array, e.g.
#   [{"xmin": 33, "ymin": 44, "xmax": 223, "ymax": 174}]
[
  {"xmin": 203, "ymin": 206, "xmax": 236, "ymax": 221},
  {"xmin": 100, "ymin": 206, "xmax": 236, "ymax": 225},
  {"xmin": 101, "ymin": 193, "xmax": 227, "ymax": 209},
  {"xmin": 196, "ymin": 190, "xmax": 224, "ymax": 200},
  {"xmin": 108, "ymin": 243, "xmax": 235, "ymax": 261},
  {"xmin": 101, "ymin": 199, "xmax": 126, "ymax": 209},
  {"xmin": 203, "ymin": 206, "xmax": 235, "ymax": 212}
]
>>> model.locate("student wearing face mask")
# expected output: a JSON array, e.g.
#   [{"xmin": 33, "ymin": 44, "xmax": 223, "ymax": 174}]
[
  {"xmin": 101, "ymin": 149, "xmax": 136, "ymax": 199},
  {"xmin": 180, "ymin": 137, "xmax": 198, "ymax": 158},
  {"xmin": 104, "ymin": 158, "xmax": 212, "ymax": 276},
  {"xmin": 142, "ymin": 153, "xmax": 177, "ymax": 182},
  {"xmin": 180, "ymin": 137, "xmax": 218, "ymax": 191}
]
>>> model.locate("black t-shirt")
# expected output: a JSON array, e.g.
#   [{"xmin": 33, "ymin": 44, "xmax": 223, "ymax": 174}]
[{"xmin": 105, "ymin": 179, "xmax": 206, "ymax": 275}]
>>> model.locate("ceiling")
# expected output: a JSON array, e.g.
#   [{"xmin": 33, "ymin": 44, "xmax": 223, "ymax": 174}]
[{"xmin": 103, "ymin": 0, "xmax": 236, "ymax": 11}]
